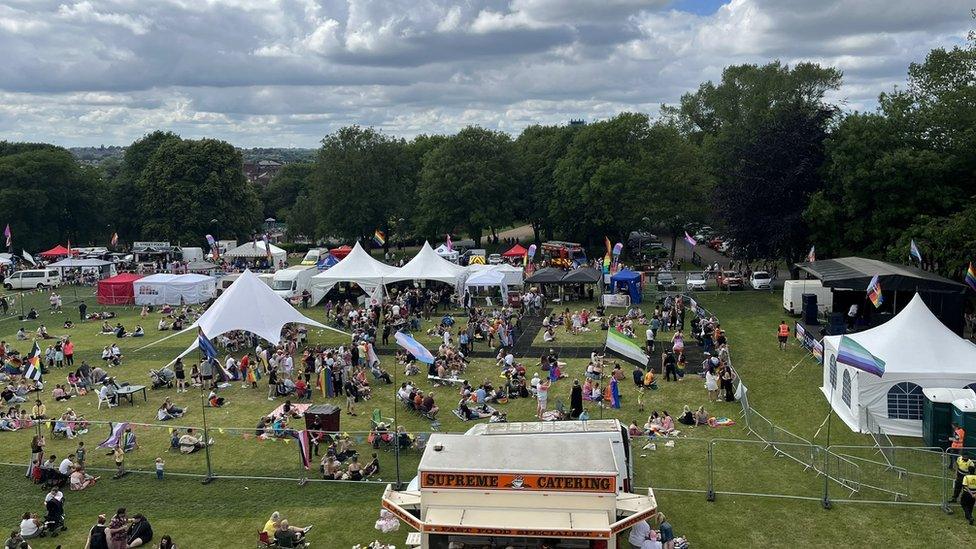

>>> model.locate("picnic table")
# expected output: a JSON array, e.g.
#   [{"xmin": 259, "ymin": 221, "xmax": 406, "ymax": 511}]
[{"xmin": 116, "ymin": 384, "xmax": 147, "ymax": 406}]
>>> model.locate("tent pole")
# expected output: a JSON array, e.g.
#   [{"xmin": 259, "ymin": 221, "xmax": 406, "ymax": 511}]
[{"xmin": 822, "ymin": 378, "xmax": 835, "ymax": 510}]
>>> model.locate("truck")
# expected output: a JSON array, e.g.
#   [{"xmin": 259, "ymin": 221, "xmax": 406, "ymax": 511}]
[
  {"xmin": 301, "ymin": 248, "xmax": 323, "ymax": 266},
  {"xmin": 783, "ymin": 279, "xmax": 834, "ymax": 315},
  {"xmin": 271, "ymin": 265, "xmax": 317, "ymax": 300},
  {"xmin": 540, "ymin": 240, "xmax": 588, "ymax": 268},
  {"xmin": 463, "ymin": 419, "xmax": 634, "ymax": 493}
]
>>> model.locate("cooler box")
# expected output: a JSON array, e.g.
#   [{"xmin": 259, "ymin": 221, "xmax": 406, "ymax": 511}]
[
  {"xmin": 922, "ymin": 388, "xmax": 975, "ymax": 448},
  {"xmin": 951, "ymin": 398, "xmax": 976, "ymax": 450}
]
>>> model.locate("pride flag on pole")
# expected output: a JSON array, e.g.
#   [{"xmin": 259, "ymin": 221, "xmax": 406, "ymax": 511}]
[
  {"xmin": 837, "ymin": 335, "xmax": 885, "ymax": 377},
  {"xmin": 807, "ymin": 246, "xmax": 816, "ymax": 263},
  {"xmin": 372, "ymin": 229, "xmax": 386, "ymax": 247},
  {"xmin": 965, "ymin": 262, "xmax": 976, "ymax": 292},
  {"xmin": 684, "ymin": 231, "xmax": 697, "ymax": 247},
  {"xmin": 866, "ymin": 274, "xmax": 883, "ymax": 308},
  {"xmin": 394, "ymin": 331, "xmax": 435, "ymax": 364},
  {"xmin": 605, "ymin": 328, "xmax": 649, "ymax": 366},
  {"xmin": 909, "ymin": 240, "xmax": 922, "ymax": 263}
]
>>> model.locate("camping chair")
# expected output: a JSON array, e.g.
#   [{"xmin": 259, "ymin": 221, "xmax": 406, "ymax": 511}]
[
  {"xmin": 257, "ymin": 530, "xmax": 279, "ymax": 548},
  {"xmin": 371, "ymin": 409, "xmax": 394, "ymax": 429},
  {"xmin": 97, "ymin": 393, "xmax": 116, "ymax": 410}
]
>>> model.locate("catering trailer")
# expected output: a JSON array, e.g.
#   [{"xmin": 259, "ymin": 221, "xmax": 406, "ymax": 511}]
[{"xmin": 382, "ymin": 432, "xmax": 657, "ymax": 549}]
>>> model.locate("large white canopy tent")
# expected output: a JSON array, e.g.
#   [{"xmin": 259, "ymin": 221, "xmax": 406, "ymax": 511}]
[
  {"xmin": 386, "ymin": 241, "xmax": 465, "ymax": 286},
  {"xmin": 465, "ymin": 263, "xmax": 524, "ymax": 287},
  {"xmin": 310, "ymin": 242, "xmax": 399, "ymax": 304},
  {"xmin": 223, "ymin": 241, "xmax": 287, "ymax": 267},
  {"xmin": 168, "ymin": 269, "xmax": 340, "ymax": 364},
  {"xmin": 464, "ymin": 269, "xmax": 509, "ymax": 299},
  {"xmin": 132, "ymin": 273, "xmax": 216, "ymax": 306},
  {"xmin": 821, "ymin": 293, "xmax": 976, "ymax": 438}
]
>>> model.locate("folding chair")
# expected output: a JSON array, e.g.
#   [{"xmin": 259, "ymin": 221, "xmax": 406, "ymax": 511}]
[
  {"xmin": 371, "ymin": 408, "xmax": 394, "ymax": 428},
  {"xmin": 97, "ymin": 394, "xmax": 116, "ymax": 410}
]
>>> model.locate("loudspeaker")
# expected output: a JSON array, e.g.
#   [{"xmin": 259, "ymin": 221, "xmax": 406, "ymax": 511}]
[
  {"xmin": 304, "ymin": 404, "xmax": 340, "ymax": 433},
  {"xmin": 802, "ymin": 293, "xmax": 818, "ymax": 325},
  {"xmin": 826, "ymin": 312, "xmax": 846, "ymax": 336}
]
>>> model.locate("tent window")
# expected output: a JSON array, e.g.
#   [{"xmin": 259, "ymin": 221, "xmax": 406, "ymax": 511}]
[
  {"xmin": 841, "ymin": 370, "xmax": 852, "ymax": 408},
  {"xmin": 887, "ymin": 382, "xmax": 923, "ymax": 420},
  {"xmin": 829, "ymin": 356, "xmax": 837, "ymax": 389}
]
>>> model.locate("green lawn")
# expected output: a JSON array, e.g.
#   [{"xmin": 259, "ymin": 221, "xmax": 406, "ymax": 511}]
[{"xmin": 0, "ymin": 287, "xmax": 972, "ymax": 548}]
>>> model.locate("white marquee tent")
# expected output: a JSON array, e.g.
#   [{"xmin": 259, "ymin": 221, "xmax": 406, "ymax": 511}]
[
  {"xmin": 224, "ymin": 241, "xmax": 287, "ymax": 266},
  {"xmin": 169, "ymin": 269, "xmax": 338, "ymax": 363},
  {"xmin": 310, "ymin": 242, "xmax": 399, "ymax": 304},
  {"xmin": 133, "ymin": 273, "xmax": 216, "ymax": 306},
  {"xmin": 465, "ymin": 263, "xmax": 524, "ymax": 287},
  {"xmin": 821, "ymin": 293, "xmax": 976, "ymax": 438},
  {"xmin": 464, "ymin": 269, "xmax": 508, "ymax": 298},
  {"xmin": 433, "ymin": 243, "xmax": 459, "ymax": 263},
  {"xmin": 386, "ymin": 241, "xmax": 465, "ymax": 285}
]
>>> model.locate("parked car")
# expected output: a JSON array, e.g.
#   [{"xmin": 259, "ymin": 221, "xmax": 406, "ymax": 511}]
[
  {"xmin": 487, "ymin": 254, "xmax": 503, "ymax": 265},
  {"xmin": 627, "ymin": 231, "xmax": 662, "ymax": 249},
  {"xmin": 3, "ymin": 269, "xmax": 62, "ymax": 290},
  {"xmin": 707, "ymin": 237, "xmax": 724, "ymax": 250},
  {"xmin": 694, "ymin": 226, "xmax": 714, "ymax": 241},
  {"xmin": 717, "ymin": 240, "xmax": 732, "ymax": 254},
  {"xmin": 656, "ymin": 271, "xmax": 677, "ymax": 291},
  {"xmin": 750, "ymin": 271, "xmax": 772, "ymax": 290},
  {"xmin": 686, "ymin": 272, "xmax": 708, "ymax": 291},
  {"xmin": 716, "ymin": 270, "xmax": 744, "ymax": 290}
]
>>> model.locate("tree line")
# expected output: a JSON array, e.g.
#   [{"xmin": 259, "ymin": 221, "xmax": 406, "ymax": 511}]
[{"xmin": 0, "ymin": 39, "xmax": 972, "ymax": 277}]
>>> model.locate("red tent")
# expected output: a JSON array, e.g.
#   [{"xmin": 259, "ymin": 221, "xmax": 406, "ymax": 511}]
[
  {"xmin": 330, "ymin": 245, "xmax": 353, "ymax": 260},
  {"xmin": 501, "ymin": 243, "xmax": 528, "ymax": 258},
  {"xmin": 97, "ymin": 273, "xmax": 144, "ymax": 305},
  {"xmin": 39, "ymin": 245, "xmax": 79, "ymax": 258}
]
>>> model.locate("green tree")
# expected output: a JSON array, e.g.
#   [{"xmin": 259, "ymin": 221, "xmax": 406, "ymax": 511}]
[
  {"xmin": 111, "ymin": 131, "xmax": 182, "ymax": 242},
  {"xmin": 416, "ymin": 127, "xmax": 517, "ymax": 246},
  {"xmin": 262, "ymin": 162, "xmax": 313, "ymax": 220},
  {"xmin": 514, "ymin": 124, "xmax": 580, "ymax": 244},
  {"xmin": 138, "ymin": 138, "xmax": 260, "ymax": 243}
]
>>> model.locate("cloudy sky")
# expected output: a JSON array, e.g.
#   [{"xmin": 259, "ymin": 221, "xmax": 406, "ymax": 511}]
[{"xmin": 0, "ymin": 0, "xmax": 971, "ymax": 147}]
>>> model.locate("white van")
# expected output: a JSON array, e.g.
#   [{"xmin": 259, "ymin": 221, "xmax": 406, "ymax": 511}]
[
  {"xmin": 4, "ymin": 269, "xmax": 62, "ymax": 290},
  {"xmin": 301, "ymin": 249, "xmax": 323, "ymax": 266},
  {"xmin": 464, "ymin": 419, "xmax": 634, "ymax": 493},
  {"xmin": 783, "ymin": 279, "xmax": 833, "ymax": 315},
  {"xmin": 271, "ymin": 265, "xmax": 316, "ymax": 299}
]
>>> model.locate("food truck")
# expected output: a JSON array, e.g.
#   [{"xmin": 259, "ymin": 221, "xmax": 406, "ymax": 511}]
[{"xmin": 382, "ymin": 433, "xmax": 658, "ymax": 549}]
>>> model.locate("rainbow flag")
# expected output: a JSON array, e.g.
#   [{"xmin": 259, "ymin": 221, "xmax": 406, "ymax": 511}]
[
  {"xmin": 836, "ymin": 335, "xmax": 885, "ymax": 377},
  {"xmin": 603, "ymin": 236, "xmax": 612, "ymax": 274},
  {"xmin": 372, "ymin": 229, "xmax": 386, "ymax": 247},
  {"xmin": 965, "ymin": 262, "xmax": 976, "ymax": 292},
  {"xmin": 866, "ymin": 274, "xmax": 883, "ymax": 308}
]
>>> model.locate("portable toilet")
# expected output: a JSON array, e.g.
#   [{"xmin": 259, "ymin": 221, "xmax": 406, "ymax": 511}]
[
  {"xmin": 951, "ymin": 398, "xmax": 976, "ymax": 450},
  {"xmin": 922, "ymin": 389, "xmax": 976, "ymax": 448}
]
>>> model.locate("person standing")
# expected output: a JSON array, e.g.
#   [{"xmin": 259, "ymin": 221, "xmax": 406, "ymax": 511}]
[
  {"xmin": 662, "ymin": 351, "xmax": 677, "ymax": 382},
  {"xmin": 536, "ymin": 379, "xmax": 550, "ymax": 419},
  {"xmin": 79, "ymin": 301, "xmax": 88, "ymax": 321},
  {"xmin": 951, "ymin": 453, "xmax": 975, "ymax": 503},
  {"xmin": 646, "ymin": 325, "xmax": 654, "ymax": 355},
  {"xmin": 777, "ymin": 320, "xmax": 790, "ymax": 350},
  {"xmin": 961, "ymin": 470, "xmax": 976, "ymax": 526},
  {"xmin": 950, "ymin": 422, "xmax": 967, "ymax": 463},
  {"xmin": 85, "ymin": 513, "xmax": 110, "ymax": 549}
]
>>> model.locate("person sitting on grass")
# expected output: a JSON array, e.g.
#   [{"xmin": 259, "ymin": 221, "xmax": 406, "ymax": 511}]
[
  {"xmin": 126, "ymin": 513, "xmax": 153, "ymax": 547},
  {"xmin": 362, "ymin": 452, "xmax": 380, "ymax": 478},
  {"xmin": 207, "ymin": 391, "xmax": 225, "ymax": 408},
  {"xmin": 693, "ymin": 406, "xmax": 709, "ymax": 426},
  {"xmin": 69, "ymin": 464, "xmax": 99, "ymax": 491},
  {"xmin": 178, "ymin": 428, "xmax": 213, "ymax": 454},
  {"xmin": 156, "ymin": 398, "xmax": 184, "ymax": 421},
  {"xmin": 263, "ymin": 513, "xmax": 310, "ymax": 544}
]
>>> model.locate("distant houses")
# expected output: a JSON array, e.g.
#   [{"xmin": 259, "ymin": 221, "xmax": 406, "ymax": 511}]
[{"xmin": 243, "ymin": 159, "xmax": 283, "ymax": 184}]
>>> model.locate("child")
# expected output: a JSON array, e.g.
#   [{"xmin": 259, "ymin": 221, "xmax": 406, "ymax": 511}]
[
  {"xmin": 155, "ymin": 457, "xmax": 165, "ymax": 480},
  {"xmin": 76, "ymin": 441, "xmax": 86, "ymax": 468},
  {"xmin": 113, "ymin": 445, "xmax": 125, "ymax": 479}
]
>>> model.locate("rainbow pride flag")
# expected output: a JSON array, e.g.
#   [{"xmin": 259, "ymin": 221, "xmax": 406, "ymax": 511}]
[
  {"xmin": 966, "ymin": 262, "xmax": 976, "ymax": 291},
  {"xmin": 866, "ymin": 274, "xmax": 883, "ymax": 308},
  {"xmin": 372, "ymin": 229, "xmax": 386, "ymax": 247},
  {"xmin": 837, "ymin": 335, "xmax": 885, "ymax": 377}
]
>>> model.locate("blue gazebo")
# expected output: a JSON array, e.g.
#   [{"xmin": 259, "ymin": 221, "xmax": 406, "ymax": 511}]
[{"xmin": 610, "ymin": 269, "xmax": 642, "ymax": 304}]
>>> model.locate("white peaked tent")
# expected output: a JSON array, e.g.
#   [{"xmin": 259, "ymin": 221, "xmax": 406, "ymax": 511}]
[
  {"xmin": 169, "ymin": 269, "xmax": 338, "ymax": 363},
  {"xmin": 386, "ymin": 241, "xmax": 464, "ymax": 285},
  {"xmin": 821, "ymin": 294, "xmax": 976, "ymax": 437},
  {"xmin": 224, "ymin": 241, "xmax": 287, "ymax": 266},
  {"xmin": 309, "ymin": 242, "xmax": 399, "ymax": 304},
  {"xmin": 433, "ymin": 243, "xmax": 459, "ymax": 263},
  {"xmin": 464, "ymin": 269, "xmax": 508, "ymax": 298}
]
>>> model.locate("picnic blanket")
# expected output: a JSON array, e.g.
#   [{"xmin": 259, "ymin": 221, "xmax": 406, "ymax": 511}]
[
  {"xmin": 453, "ymin": 404, "xmax": 497, "ymax": 422},
  {"xmin": 267, "ymin": 402, "xmax": 311, "ymax": 418}
]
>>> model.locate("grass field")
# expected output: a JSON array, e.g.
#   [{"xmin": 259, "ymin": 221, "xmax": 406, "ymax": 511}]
[{"xmin": 0, "ymin": 286, "xmax": 973, "ymax": 548}]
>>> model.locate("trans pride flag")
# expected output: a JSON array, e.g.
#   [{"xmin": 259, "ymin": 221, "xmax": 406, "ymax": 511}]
[{"xmin": 836, "ymin": 335, "xmax": 885, "ymax": 377}]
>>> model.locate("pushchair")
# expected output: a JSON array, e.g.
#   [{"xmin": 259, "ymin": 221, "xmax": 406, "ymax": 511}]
[
  {"xmin": 44, "ymin": 497, "xmax": 67, "ymax": 537},
  {"xmin": 149, "ymin": 367, "xmax": 176, "ymax": 390}
]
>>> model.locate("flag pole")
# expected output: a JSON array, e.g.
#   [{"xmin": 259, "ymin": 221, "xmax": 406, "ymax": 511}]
[{"xmin": 822, "ymin": 375, "xmax": 835, "ymax": 510}]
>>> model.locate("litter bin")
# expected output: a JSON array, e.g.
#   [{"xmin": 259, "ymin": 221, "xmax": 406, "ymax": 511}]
[
  {"xmin": 951, "ymin": 398, "xmax": 976, "ymax": 450},
  {"xmin": 922, "ymin": 389, "xmax": 976, "ymax": 448}
]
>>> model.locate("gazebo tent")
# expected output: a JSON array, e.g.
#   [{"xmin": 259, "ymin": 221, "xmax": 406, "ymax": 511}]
[
  {"xmin": 185, "ymin": 261, "xmax": 218, "ymax": 274},
  {"xmin": 223, "ymin": 241, "xmax": 287, "ymax": 267},
  {"xmin": 466, "ymin": 264, "xmax": 524, "ymax": 287},
  {"xmin": 39, "ymin": 245, "xmax": 79, "ymax": 259},
  {"xmin": 97, "ymin": 273, "xmax": 144, "ymax": 305},
  {"xmin": 501, "ymin": 243, "xmax": 528, "ymax": 258},
  {"xmin": 386, "ymin": 241, "xmax": 465, "ymax": 286},
  {"xmin": 310, "ymin": 242, "xmax": 399, "ymax": 304},
  {"xmin": 48, "ymin": 258, "xmax": 116, "ymax": 278},
  {"xmin": 132, "ymin": 273, "xmax": 216, "ymax": 306},
  {"xmin": 464, "ymin": 269, "xmax": 508, "ymax": 298},
  {"xmin": 610, "ymin": 269, "xmax": 642, "ymax": 304},
  {"xmin": 169, "ymin": 269, "xmax": 338, "ymax": 364},
  {"xmin": 821, "ymin": 294, "xmax": 976, "ymax": 438},
  {"xmin": 561, "ymin": 267, "xmax": 603, "ymax": 284},
  {"xmin": 316, "ymin": 254, "xmax": 339, "ymax": 270},
  {"xmin": 525, "ymin": 267, "xmax": 567, "ymax": 284}
]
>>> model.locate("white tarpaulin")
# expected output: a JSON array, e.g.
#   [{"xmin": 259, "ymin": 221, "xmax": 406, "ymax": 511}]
[
  {"xmin": 133, "ymin": 273, "xmax": 216, "ymax": 306},
  {"xmin": 310, "ymin": 241, "xmax": 399, "ymax": 304},
  {"xmin": 821, "ymin": 293, "xmax": 976, "ymax": 438},
  {"xmin": 386, "ymin": 241, "xmax": 464, "ymax": 285},
  {"xmin": 223, "ymin": 241, "xmax": 287, "ymax": 266}
]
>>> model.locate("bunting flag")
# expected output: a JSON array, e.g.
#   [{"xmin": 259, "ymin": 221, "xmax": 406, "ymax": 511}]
[
  {"xmin": 3, "ymin": 224, "xmax": 10, "ymax": 248},
  {"xmin": 807, "ymin": 246, "xmax": 816, "ymax": 263},
  {"xmin": 966, "ymin": 262, "xmax": 976, "ymax": 292},
  {"xmin": 298, "ymin": 430, "xmax": 311, "ymax": 470},
  {"xmin": 866, "ymin": 274, "xmax": 883, "ymax": 308},
  {"xmin": 909, "ymin": 240, "xmax": 922, "ymax": 263},
  {"xmin": 684, "ymin": 231, "xmax": 697, "ymax": 247},
  {"xmin": 372, "ymin": 229, "xmax": 386, "ymax": 247},
  {"xmin": 394, "ymin": 331, "xmax": 435, "ymax": 364},
  {"xmin": 605, "ymin": 327, "xmax": 649, "ymax": 366},
  {"xmin": 836, "ymin": 335, "xmax": 885, "ymax": 377},
  {"xmin": 110, "ymin": 232, "xmax": 119, "ymax": 248},
  {"xmin": 98, "ymin": 422, "xmax": 130, "ymax": 449}
]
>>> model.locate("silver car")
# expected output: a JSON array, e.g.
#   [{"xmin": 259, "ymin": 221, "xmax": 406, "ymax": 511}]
[
  {"xmin": 750, "ymin": 271, "xmax": 772, "ymax": 290},
  {"xmin": 686, "ymin": 272, "xmax": 707, "ymax": 291}
]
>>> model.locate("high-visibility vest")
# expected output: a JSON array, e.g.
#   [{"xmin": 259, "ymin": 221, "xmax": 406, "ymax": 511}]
[
  {"xmin": 963, "ymin": 474, "xmax": 976, "ymax": 490},
  {"xmin": 952, "ymin": 427, "xmax": 966, "ymax": 449},
  {"xmin": 957, "ymin": 456, "xmax": 975, "ymax": 475},
  {"xmin": 778, "ymin": 324, "xmax": 789, "ymax": 337}
]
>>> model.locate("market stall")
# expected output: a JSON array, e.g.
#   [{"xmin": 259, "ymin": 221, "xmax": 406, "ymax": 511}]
[
  {"xmin": 97, "ymin": 273, "xmax": 145, "ymax": 305},
  {"xmin": 382, "ymin": 433, "xmax": 658, "ymax": 549},
  {"xmin": 132, "ymin": 273, "xmax": 216, "ymax": 306},
  {"xmin": 39, "ymin": 245, "xmax": 79, "ymax": 260},
  {"xmin": 223, "ymin": 241, "xmax": 287, "ymax": 270}
]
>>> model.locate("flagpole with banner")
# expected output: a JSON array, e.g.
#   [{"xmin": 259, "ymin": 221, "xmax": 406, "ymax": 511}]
[{"xmin": 196, "ymin": 329, "xmax": 218, "ymax": 484}]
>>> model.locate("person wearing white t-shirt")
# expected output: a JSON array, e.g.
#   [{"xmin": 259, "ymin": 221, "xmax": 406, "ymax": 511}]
[
  {"xmin": 19, "ymin": 513, "xmax": 41, "ymax": 539},
  {"xmin": 58, "ymin": 457, "xmax": 73, "ymax": 476},
  {"xmin": 628, "ymin": 520, "xmax": 662, "ymax": 549}
]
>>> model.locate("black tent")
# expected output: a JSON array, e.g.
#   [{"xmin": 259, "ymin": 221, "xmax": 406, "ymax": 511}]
[
  {"xmin": 560, "ymin": 267, "xmax": 603, "ymax": 284},
  {"xmin": 525, "ymin": 267, "xmax": 568, "ymax": 284}
]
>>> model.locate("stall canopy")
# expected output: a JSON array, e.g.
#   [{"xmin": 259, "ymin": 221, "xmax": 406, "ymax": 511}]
[
  {"xmin": 464, "ymin": 269, "xmax": 507, "ymax": 297},
  {"xmin": 97, "ymin": 273, "xmax": 144, "ymax": 305},
  {"xmin": 466, "ymin": 264, "xmax": 524, "ymax": 286},
  {"xmin": 223, "ymin": 241, "xmax": 287, "ymax": 266},
  {"xmin": 310, "ymin": 242, "xmax": 399, "ymax": 304},
  {"xmin": 330, "ymin": 245, "xmax": 353, "ymax": 260},
  {"xmin": 48, "ymin": 258, "xmax": 116, "ymax": 278},
  {"xmin": 561, "ymin": 267, "xmax": 603, "ymax": 284},
  {"xmin": 39, "ymin": 245, "xmax": 79, "ymax": 258},
  {"xmin": 185, "ymin": 261, "xmax": 218, "ymax": 274},
  {"xmin": 132, "ymin": 273, "xmax": 216, "ymax": 306},
  {"xmin": 316, "ymin": 254, "xmax": 339, "ymax": 271},
  {"xmin": 821, "ymin": 294, "xmax": 976, "ymax": 438},
  {"xmin": 386, "ymin": 241, "xmax": 464, "ymax": 285},
  {"xmin": 169, "ymin": 269, "xmax": 338, "ymax": 364},
  {"xmin": 501, "ymin": 243, "xmax": 528, "ymax": 258},
  {"xmin": 610, "ymin": 269, "xmax": 642, "ymax": 304},
  {"xmin": 525, "ymin": 267, "xmax": 567, "ymax": 284}
]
